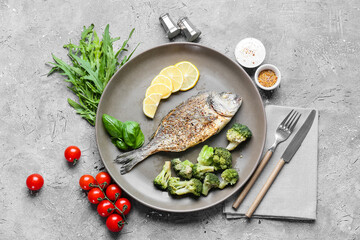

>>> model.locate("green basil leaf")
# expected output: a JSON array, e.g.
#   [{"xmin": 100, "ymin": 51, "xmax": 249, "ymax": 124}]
[
  {"xmin": 112, "ymin": 138, "xmax": 129, "ymax": 151},
  {"xmin": 102, "ymin": 114, "xmax": 123, "ymax": 139},
  {"xmin": 122, "ymin": 121, "xmax": 139, "ymax": 148},
  {"xmin": 134, "ymin": 130, "xmax": 145, "ymax": 149},
  {"xmin": 122, "ymin": 121, "xmax": 145, "ymax": 149}
]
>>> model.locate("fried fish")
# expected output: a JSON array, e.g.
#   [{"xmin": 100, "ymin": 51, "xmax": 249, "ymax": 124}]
[{"xmin": 116, "ymin": 91, "xmax": 242, "ymax": 174}]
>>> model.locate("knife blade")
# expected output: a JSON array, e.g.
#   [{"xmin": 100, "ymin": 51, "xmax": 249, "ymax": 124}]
[
  {"xmin": 281, "ymin": 109, "xmax": 316, "ymax": 163},
  {"xmin": 245, "ymin": 109, "xmax": 316, "ymax": 218}
]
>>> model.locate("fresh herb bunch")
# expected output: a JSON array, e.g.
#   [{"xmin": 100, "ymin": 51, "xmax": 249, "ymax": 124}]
[
  {"xmin": 48, "ymin": 24, "xmax": 138, "ymax": 125},
  {"xmin": 102, "ymin": 114, "xmax": 145, "ymax": 151}
]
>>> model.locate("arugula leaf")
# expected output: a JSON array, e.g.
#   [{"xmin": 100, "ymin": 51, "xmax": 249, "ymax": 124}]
[{"xmin": 48, "ymin": 24, "xmax": 137, "ymax": 126}]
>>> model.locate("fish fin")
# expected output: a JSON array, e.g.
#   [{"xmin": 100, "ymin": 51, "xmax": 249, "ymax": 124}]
[
  {"xmin": 115, "ymin": 146, "xmax": 153, "ymax": 174},
  {"xmin": 115, "ymin": 150, "xmax": 138, "ymax": 164},
  {"xmin": 149, "ymin": 129, "xmax": 158, "ymax": 141}
]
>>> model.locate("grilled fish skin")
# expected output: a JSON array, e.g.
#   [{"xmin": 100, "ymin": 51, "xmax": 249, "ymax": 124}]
[{"xmin": 116, "ymin": 91, "xmax": 242, "ymax": 174}]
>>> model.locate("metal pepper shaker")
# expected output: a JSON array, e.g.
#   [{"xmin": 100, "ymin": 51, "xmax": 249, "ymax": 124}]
[
  {"xmin": 159, "ymin": 13, "xmax": 181, "ymax": 39},
  {"xmin": 177, "ymin": 17, "xmax": 201, "ymax": 42}
]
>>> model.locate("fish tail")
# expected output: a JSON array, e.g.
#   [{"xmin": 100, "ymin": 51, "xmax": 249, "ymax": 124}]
[{"xmin": 115, "ymin": 145, "xmax": 153, "ymax": 174}]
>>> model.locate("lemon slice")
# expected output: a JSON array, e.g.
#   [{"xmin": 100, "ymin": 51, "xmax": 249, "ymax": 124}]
[
  {"xmin": 147, "ymin": 92, "xmax": 162, "ymax": 103},
  {"xmin": 175, "ymin": 61, "xmax": 200, "ymax": 91},
  {"xmin": 159, "ymin": 66, "xmax": 184, "ymax": 93},
  {"xmin": 145, "ymin": 83, "xmax": 172, "ymax": 99},
  {"xmin": 150, "ymin": 75, "xmax": 173, "ymax": 90},
  {"xmin": 143, "ymin": 93, "xmax": 162, "ymax": 118}
]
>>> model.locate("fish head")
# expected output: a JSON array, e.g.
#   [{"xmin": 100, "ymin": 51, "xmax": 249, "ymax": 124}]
[{"xmin": 210, "ymin": 92, "xmax": 242, "ymax": 117}]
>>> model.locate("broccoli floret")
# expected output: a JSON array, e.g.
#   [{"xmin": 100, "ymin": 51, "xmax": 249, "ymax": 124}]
[
  {"xmin": 212, "ymin": 147, "xmax": 232, "ymax": 171},
  {"xmin": 197, "ymin": 145, "xmax": 214, "ymax": 166},
  {"xmin": 192, "ymin": 163, "xmax": 215, "ymax": 180},
  {"xmin": 171, "ymin": 158, "xmax": 194, "ymax": 179},
  {"xmin": 167, "ymin": 177, "xmax": 203, "ymax": 197},
  {"xmin": 167, "ymin": 176, "xmax": 180, "ymax": 187},
  {"xmin": 219, "ymin": 169, "xmax": 239, "ymax": 189},
  {"xmin": 153, "ymin": 161, "xmax": 171, "ymax": 190},
  {"xmin": 202, "ymin": 173, "xmax": 220, "ymax": 196},
  {"xmin": 226, "ymin": 123, "xmax": 252, "ymax": 151}
]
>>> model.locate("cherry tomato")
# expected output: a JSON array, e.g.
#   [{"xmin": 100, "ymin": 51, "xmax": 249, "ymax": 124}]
[
  {"xmin": 106, "ymin": 214, "xmax": 125, "ymax": 232},
  {"xmin": 106, "ymin": 184, "xmax": 122, "ymax": 201},
  {"xmin": 115, "ymin": 198, "xmax": 131, "ymax": 215},
  {"xmin": 79, "ymin": 175, "xmax": 96, "ymax": 190},
  {"xmin": 64, "ymin": 146, "xmax": 81, "ymax": 165},
  {"xmin": 96, "ymin": 172, "xmax": 111, "ymax": 189},
  {"xmin": 88, "ymin": 188, "xmax": 105, "ymax": 204},
  {"xmin": 97, "ymin": 200, "xmax": 114, "ymax": 217},
  {"xmin": 26, "ymin": 174, "xmax": 44, "ymax": 191}
]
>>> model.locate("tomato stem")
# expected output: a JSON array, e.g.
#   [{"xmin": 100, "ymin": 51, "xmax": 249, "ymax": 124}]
[
  {"xmin": 118, "ymin": 220, "xmax": 125, "ymax": 227},
  {"xmin": 89, "ymin": 183, "xmax": 98, "ymax": 188},
  {"xmin": 114, "ymin": 192, "xmax": 120, "ymax": 202}
]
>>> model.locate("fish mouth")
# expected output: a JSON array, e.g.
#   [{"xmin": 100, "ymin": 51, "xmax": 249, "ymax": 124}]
[
  {"xmin": 232, "ymin": 94, "xmax": 242, "ymax": 105},
  {"xmin": 210, "ymin": 92, "xmax": 242, "ymax": 117}
]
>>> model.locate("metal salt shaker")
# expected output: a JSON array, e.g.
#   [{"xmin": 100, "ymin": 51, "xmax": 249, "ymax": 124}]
[
  {"xmin": 159, "ymin": 13, "xmax": 181, "ymax": 39},
  {"xmin": 177, "ymin": 17, "xmax": 201, "ymax": 42}
]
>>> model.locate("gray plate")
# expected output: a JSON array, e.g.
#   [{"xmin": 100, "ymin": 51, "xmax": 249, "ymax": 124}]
[{"xmin": 95, "ymin": 43, "xmax": 266, "ymax": 212}]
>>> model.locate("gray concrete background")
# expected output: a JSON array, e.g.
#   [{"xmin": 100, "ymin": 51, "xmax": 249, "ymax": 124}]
[{"xmin": 0, "ymin": 0, "xmax": 359, "ymax": 239}]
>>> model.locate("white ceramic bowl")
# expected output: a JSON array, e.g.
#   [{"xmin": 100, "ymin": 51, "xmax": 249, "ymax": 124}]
[
  {"xmin": 254, "ymin": 64, "xmax": 281, "ymax": 91},
  {"xmin": 234, "ymin": 38, "xmax": 266, "ymax": 68}
]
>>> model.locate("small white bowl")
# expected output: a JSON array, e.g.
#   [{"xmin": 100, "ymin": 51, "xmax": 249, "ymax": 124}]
[
  {"xmin": 254, "ymin": 64, "xmax": 281, "ymax": 91},
  {"xmin": 234, "ymin": 38, "xmax": 266, "ymax": 68}
]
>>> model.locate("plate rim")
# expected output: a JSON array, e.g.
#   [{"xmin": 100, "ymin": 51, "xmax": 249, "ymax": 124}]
[{"xmin": 95, "ymin": 42, "xmax": 266, "ymax": 213}]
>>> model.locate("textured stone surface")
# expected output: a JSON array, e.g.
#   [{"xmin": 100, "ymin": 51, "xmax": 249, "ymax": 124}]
[{"xmin": 1, "ymin": 0, "xmax": 359, "ymax": 239}]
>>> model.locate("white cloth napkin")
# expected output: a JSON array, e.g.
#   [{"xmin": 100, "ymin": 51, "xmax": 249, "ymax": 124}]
[{"xmin": 223, "ymin": 105, "xmax": 318, "ymax": 220}]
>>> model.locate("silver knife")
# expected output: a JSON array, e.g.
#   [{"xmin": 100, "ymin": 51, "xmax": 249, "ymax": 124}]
[{"xmin": 245, "ymin": 109, "xmax": 316, "ymax": 218}]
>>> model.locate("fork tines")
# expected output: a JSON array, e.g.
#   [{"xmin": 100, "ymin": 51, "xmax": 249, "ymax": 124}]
[{"xmin": 281, "ymin": 109, "xmax": 301, "ymax": 131}]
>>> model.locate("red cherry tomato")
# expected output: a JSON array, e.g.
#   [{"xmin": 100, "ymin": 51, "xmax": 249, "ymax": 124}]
[
  {"xmin": 64, "ymin": 146, "xmax": 81, "ymax": 164},
  {"xmin": 115, "ymin": 198, "xmax": 131, "ymax": 215},
  {"xmin": 88, "ymin": 188, "xmax": 105, "ymax": 204},
  {"xmin": 97, "ymin": 200, "xmax": 114, "ymax": 217},
  {"xmin": 105, "ymin": 184, "xmax": 122, "ymax": 201},
  {"xmin": 106, "ymin": 214, "xmax": 125, "ymax": 232},
  {"xmin": 96, "ymin": 172, "xmax": 111, "ymax": 189},
  {"xmin": 26, "ymin": 174, "xmax": 44, "ymax": 191},
  {"xmin": 79, "ymin": 175, "xmax": 96, "ymax": 190}
]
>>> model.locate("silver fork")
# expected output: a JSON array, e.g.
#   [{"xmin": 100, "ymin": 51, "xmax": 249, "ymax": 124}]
[{"xmin": 232, "ymin": 109, "xmax": 301, "ymax": 209}]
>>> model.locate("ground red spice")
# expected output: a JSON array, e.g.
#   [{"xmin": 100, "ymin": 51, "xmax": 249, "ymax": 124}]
[{"xmin": 258, "ymin": 69, "xmax": 277, "ymax": 87}]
